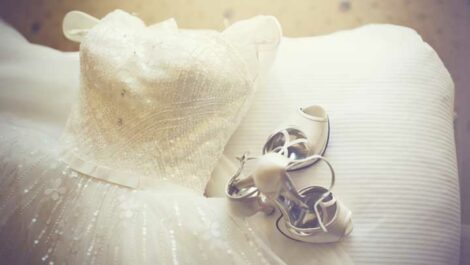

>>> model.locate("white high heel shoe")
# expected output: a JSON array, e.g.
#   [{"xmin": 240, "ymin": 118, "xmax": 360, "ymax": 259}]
[
  {"xmin": 226, "ymin": 105, "xmax": 329, "ymax": 216},
  {"xmin": 253, "ymin": 152, "xmax": 353, "ymax": 243}
]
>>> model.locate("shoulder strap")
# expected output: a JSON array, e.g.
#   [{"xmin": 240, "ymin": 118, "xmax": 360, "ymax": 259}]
[{"xmin": 62, "ymin": 11, "xmax": 99, "ymax": 43}]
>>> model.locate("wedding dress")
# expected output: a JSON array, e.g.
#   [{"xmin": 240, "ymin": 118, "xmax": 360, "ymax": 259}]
[{"xmin": 0, "ymin": 10, "xmax": 286, "ymax": 265}]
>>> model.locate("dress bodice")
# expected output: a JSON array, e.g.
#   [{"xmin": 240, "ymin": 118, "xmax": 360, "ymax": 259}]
[{"xmin": 60, "ymin": 10, "xmax": 281, "ymax": 193}]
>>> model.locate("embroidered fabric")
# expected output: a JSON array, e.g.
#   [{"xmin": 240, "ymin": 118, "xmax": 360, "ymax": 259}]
[{"xmin": 60, "ymin": 10, "xmax": 281, "ymax": 193}]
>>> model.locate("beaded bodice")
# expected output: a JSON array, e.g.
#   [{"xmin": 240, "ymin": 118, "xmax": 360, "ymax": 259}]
[{"xmin": 60, "ymin": 10, "xmax": 280, "ymax": 193}]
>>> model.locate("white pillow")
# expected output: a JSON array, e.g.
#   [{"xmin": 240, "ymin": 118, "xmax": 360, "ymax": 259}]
[{"xmin": 209, "ymin": 25, "xmax": 460, "ymax": 265}]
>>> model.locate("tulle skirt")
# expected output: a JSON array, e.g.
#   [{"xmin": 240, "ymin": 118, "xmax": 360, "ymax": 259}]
[{"xmin": 0, "ymin": 116, "xmax": 288, "ymax": 265}]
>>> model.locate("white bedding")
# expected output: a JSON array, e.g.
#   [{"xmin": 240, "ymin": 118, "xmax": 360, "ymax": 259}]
[
  {"xmin": 0, "ymin": 20, "xmax": 460, "ymax": 265},
  {"xmin": 211, "ymin": 24, "xmax": 460, "ymax": 264}
]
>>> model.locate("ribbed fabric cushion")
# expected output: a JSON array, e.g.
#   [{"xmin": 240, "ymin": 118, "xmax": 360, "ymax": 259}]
[{"xmin": 212, "ymin": 25, "xmax": 460, "ymax": 265}]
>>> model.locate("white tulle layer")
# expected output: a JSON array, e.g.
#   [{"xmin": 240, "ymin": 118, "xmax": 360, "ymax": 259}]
[{"xmin": 0, "ymin": 115, "xmax": 285, "ymax": 265}]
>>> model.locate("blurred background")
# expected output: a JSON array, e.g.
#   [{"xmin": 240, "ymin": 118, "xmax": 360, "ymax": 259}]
[{"xmin": 0, "ymin": 0, "xmax": 469, "ymax": 257}]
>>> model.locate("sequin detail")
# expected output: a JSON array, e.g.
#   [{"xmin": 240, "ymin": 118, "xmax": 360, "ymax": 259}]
[{"xmin": 60, "ymin": 10, "xmax": 262, "ymax": 193}]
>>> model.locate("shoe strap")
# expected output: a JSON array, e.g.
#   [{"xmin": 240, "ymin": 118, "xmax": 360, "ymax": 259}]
[{"xmin": 290, "ymin": 154, "xmax": 335, "ymax": 232}]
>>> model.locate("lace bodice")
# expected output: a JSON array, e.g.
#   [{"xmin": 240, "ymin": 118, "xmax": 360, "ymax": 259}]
[{"xmin": 60, "ymin": 10, "xmax": 281, "ymax": 193}]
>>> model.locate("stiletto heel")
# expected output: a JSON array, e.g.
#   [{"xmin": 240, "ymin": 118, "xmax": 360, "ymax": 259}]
[{"xmin": 226, "ymin": 153, "xmax": 275, "ymax": 217}]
